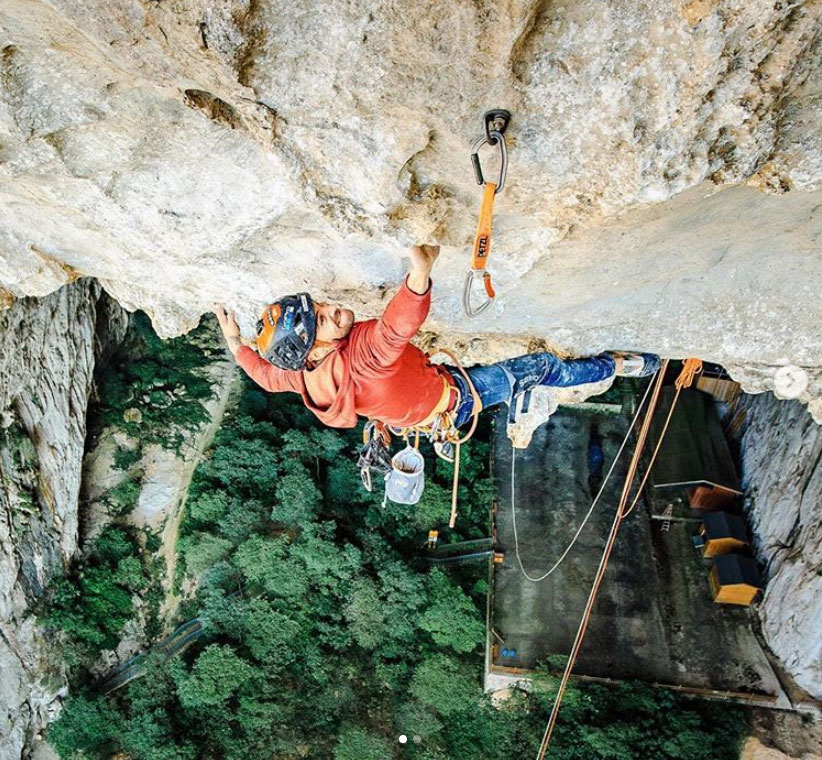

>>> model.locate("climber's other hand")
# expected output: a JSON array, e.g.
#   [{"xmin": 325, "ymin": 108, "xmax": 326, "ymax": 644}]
[{"xmin": 214, "ymin": 304, "xmax": 242, "ymax": 355}]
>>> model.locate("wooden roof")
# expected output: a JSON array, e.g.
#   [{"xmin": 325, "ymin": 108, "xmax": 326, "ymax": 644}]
[
  {"xmin": 702, "ymin": 511, "xmax": 748, "ymax": 543},
  {"xmin": 648, "ymin": 387, "xmax": 742, "ymax": 494},
  {"xmin": 713, "ymin": 553, "xmax": 762, "ymax": 589}
]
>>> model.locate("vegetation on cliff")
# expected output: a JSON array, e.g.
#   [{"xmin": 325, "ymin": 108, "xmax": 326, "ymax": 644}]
[
  {"xmin": 89, "ymin": 311, "xmax": 220, "ymax": 454},
  {"xmin": 47, "ymin": 321, "xmax": 748, "ymax": 759}
]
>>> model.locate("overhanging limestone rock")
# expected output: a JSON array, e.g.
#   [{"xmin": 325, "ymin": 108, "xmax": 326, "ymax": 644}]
[{"xmin": 0, "ymin": 0, "xmax": 821, "ymax": 408}]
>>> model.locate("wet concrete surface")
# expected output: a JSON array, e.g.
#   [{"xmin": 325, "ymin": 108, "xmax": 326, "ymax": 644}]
[{"xmin": 490, "ymin": 397, "xmax": 782, "ymax": 697}]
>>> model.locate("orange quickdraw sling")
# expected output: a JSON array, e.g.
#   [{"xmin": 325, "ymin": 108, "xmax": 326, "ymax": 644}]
[{"xmin": 463, "ymin": 109, "xmax": 510, "ymax": 317}]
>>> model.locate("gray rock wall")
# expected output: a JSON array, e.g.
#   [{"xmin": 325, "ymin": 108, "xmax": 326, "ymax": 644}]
[
  {"xmin": 1, "ymin": 1, "xmax": 821, "ymax": 414},
  {"xmin": 741, "ymin": 392, "xmax": 822, "ymax": 700},
  {"xmin": 0, "ymin": 282, "xmax": 126, "ymax": 760}
]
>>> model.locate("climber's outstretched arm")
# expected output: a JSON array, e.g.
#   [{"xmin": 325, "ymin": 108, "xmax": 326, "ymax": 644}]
[
  {"xmin": 214, "ymin": 305, "xmax": 248, "ymax": 357},
  {"xmin": 354, "ymin": 245, "xmax": 440, "ymax": 371}
]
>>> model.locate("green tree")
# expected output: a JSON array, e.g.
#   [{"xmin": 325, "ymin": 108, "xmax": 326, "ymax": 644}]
[
  {"xmin": 419, "ymin": 569, "xmax": 484, "ymax": 653},
  {"xmin": 114, "ymin": 555, "xmax": 149, "ymax": 592},
  {"xmin": 48, "ymin": 693, "xmax": 122, "ymax": 759},
  {"xmin": 343, "ymin": 577, "xmax": 386, "ymax": 650},
  {"xmin": 105, "ymin": 478, "xmax": 142, "ymax": 515},
  {"xmin": 273, "ymin": 461, "xmax": 322, "ymax": 527},
  {"xmin": 410, "ymin": 654, "xmax": 479, "ymax": 717},
  {"xmin": 334, "ymin": 726, "xmax": 394, "ymax": 760},
  {"xmin": 92, "ymin": 311, "xmax": 218, "ymax": 451},
  {"xmin": 234, "ymin": 534, "xmax": 310, "ymax": 601},
  {"xmin": 177, "ymin": 644, "xmax": 253, "ymax": 709},
  {"xmin": 188, "ymin": 489, "xmax": 229, "ymax": 524},
  {"xmin": 180, "ymin": 532, "xmax": 233, "ymax": 576},
  {"xmin": 239, "ymin": 598, "xmax": 304, "ymax": 662}
]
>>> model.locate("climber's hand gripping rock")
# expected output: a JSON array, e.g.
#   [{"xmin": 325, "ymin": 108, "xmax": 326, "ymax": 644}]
[
  {"xmin": 214, "ymin": 304, "xmax": 254, "ymax": 356},
  {"xmin": 407, "ymin": 244, "xmax": 440, "ymax": 295}
]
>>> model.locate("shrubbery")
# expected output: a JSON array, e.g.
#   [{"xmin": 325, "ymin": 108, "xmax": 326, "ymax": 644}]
[
  {"xmin": 44, "ymin": 526, "xmax": 156, "ymax": 665},
  {"xmin": 90, "ymin": 311, "xmax": 220, "ymax": 454},
  {"xmin": 50, "ymin": 325, "xmax": 748, "ymax": 759}
]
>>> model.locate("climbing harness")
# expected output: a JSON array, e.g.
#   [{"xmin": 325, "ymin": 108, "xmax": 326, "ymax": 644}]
[
  {"xmin": 357, "ymin": 349, "xmax": 482, "ymax": 528},
  {"xmin": 463, "ymin": 109, "xmax": 510, "ymax": 318},
  {"xmin": 510, "ymin": 376, "xmax": 657, "ymax": 582},
  {"xmin": 536, "ymin": 358, "xmax": 703, "ymax": 760}
]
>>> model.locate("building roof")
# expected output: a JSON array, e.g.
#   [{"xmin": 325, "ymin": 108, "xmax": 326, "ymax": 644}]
[
  {"xmin": 713, "ymin": 553, "xmax": 762, "ymax": 589},
  {"xmin": 703, "ymin": 511, "xmax": 749, "ymax": 543},
  {"xmin": 648, "ymin": 388, "xmax": 742, "ymax": 493}
]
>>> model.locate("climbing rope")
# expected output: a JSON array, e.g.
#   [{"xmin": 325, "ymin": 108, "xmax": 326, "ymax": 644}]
[
  {"xmin": 620, "ymin": 357, "xmax": 703, "ymax": 518},
  {"xmin": 535, "ymin": 358, "xmax": 703, "ymax": 760},
  {"xmin": 510, "ymin": 376, "xmax": 657, "ymax": 582},
  {"xmin": 429, "ymin": 348, "xmax": 483, "ymax": 528}
]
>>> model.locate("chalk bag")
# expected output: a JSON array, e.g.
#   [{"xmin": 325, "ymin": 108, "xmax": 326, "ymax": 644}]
[{"xmin": 384, "ymin": 445, "xmax": 426, "ymax": 505}]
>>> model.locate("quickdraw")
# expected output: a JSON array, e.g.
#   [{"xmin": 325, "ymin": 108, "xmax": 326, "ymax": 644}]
[
  {"xmin": 463, "ymin": 109, "xmax": 510, "ymax": 318},
  {"xmin": 357, "ymin": 420, "xmax": 392, "ymax": 492}
]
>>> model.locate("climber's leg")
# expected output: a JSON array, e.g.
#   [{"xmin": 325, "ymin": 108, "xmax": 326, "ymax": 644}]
[{"xmin": 450, "ymin": 352, "xmax": 659, "ymax": 428}]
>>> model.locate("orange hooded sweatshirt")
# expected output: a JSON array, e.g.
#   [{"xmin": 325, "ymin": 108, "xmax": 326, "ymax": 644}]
[{"xmin": 235, "ymin": 278, "xmax": 453, "ymax": 429}]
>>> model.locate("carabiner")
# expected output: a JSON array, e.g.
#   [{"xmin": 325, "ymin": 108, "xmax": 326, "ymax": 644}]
[
  {"xmin": 470, "ymin": 130, "xmax": 508, "ymax": 193},
  {"xmin": 462, "ymin": 269, "xmax": 496, "ymax": 317}
]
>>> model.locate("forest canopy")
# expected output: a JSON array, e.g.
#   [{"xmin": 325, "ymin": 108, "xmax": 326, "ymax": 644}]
[{"xmin": 47, "ymin": 317, "xmax": 748, "ymax": 760}]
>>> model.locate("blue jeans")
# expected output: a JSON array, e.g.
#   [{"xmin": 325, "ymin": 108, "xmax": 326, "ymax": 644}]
[{"xmin": 447, "ymin": 353, "xmax": 616, "ymax": 428}]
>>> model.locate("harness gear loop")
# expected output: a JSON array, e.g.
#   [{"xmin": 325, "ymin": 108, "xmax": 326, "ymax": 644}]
[
  {"xmin": 428, "ymin": 348, "xmax": 482, "ymax": 447},
  {"xmin": 463, "ymin": 181, "xmax": 499, "ymax": 317},
  {"xmin": 357, "ymin": 421, "xmax": 392, "ymax": 492},
  {"xmin": 363, "ymin": 349, "xmax": 482, "ymax": 526}
]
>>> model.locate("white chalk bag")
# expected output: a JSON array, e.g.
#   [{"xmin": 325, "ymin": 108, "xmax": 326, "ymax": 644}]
[{"xmin": 384, "ymin": 445, "xmax": 426, "ymax": 505}]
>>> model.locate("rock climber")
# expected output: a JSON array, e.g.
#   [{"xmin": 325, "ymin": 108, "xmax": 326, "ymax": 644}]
[{"xmin": 214, "ymin": 245, "xmax": 659, "ymax": 432}]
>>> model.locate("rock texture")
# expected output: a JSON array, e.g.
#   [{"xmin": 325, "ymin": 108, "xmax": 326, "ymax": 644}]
[
  {"xmin": 0, "ymin": 0, "xmax": 821, "ymax": 750},
  {"xmin": 741, "ymin": 738, "xmax": 812, "ymax": 760},
  {"xmin": 1, "ymin": 0, "xmax": 821, "ymax": 415},
  {"xmin": 0, "ymin": 282, "xmax": 127, "ymax": 760},
  {"xmin": 741, "ymin": 392, "xmax": 822, "ymax": 701}
]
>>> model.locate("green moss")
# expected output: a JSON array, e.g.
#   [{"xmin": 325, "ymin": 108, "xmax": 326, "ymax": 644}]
[{"xmin": 112, "ymin": 444, "xmax": 142, "ymax": 471}]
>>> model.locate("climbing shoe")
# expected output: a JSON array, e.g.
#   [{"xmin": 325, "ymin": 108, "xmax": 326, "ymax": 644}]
[{"xmin": 613, "ymin": 353, "xmax": 661, "ymax": 378}]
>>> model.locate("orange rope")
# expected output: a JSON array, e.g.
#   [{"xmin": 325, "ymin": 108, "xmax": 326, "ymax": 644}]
[
  {"xmin": 536, "ymin": 358, "xmax": 703, "ymax": 759},
  {"xmin": 676, "ymin": 358, "xmax": 703, "ymax": 390},
  {"xmin": 621, "ymin": 358, "xmax": 704, "ymax": 518}
]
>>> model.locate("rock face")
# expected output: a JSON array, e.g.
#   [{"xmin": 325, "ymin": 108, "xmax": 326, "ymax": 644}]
[
  {"xmin": 0, "ymin": 0, "xmax": 821, "ymax": 749},
  {"xmin": 741, "ymin": 392, "xmax": 822, "ymax": 701},
  {"xmin": 1, "ymin": 0, "xmax": 822, "ymax": 415},
  {"xmin": 0, "ymin": 282, "xmax": 127, "ymax": 760}
]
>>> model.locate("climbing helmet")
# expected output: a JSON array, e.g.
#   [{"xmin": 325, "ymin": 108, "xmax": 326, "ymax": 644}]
[{"xmin": 255, "ymin": 293, "xmax": 316, "ymax": 370}]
